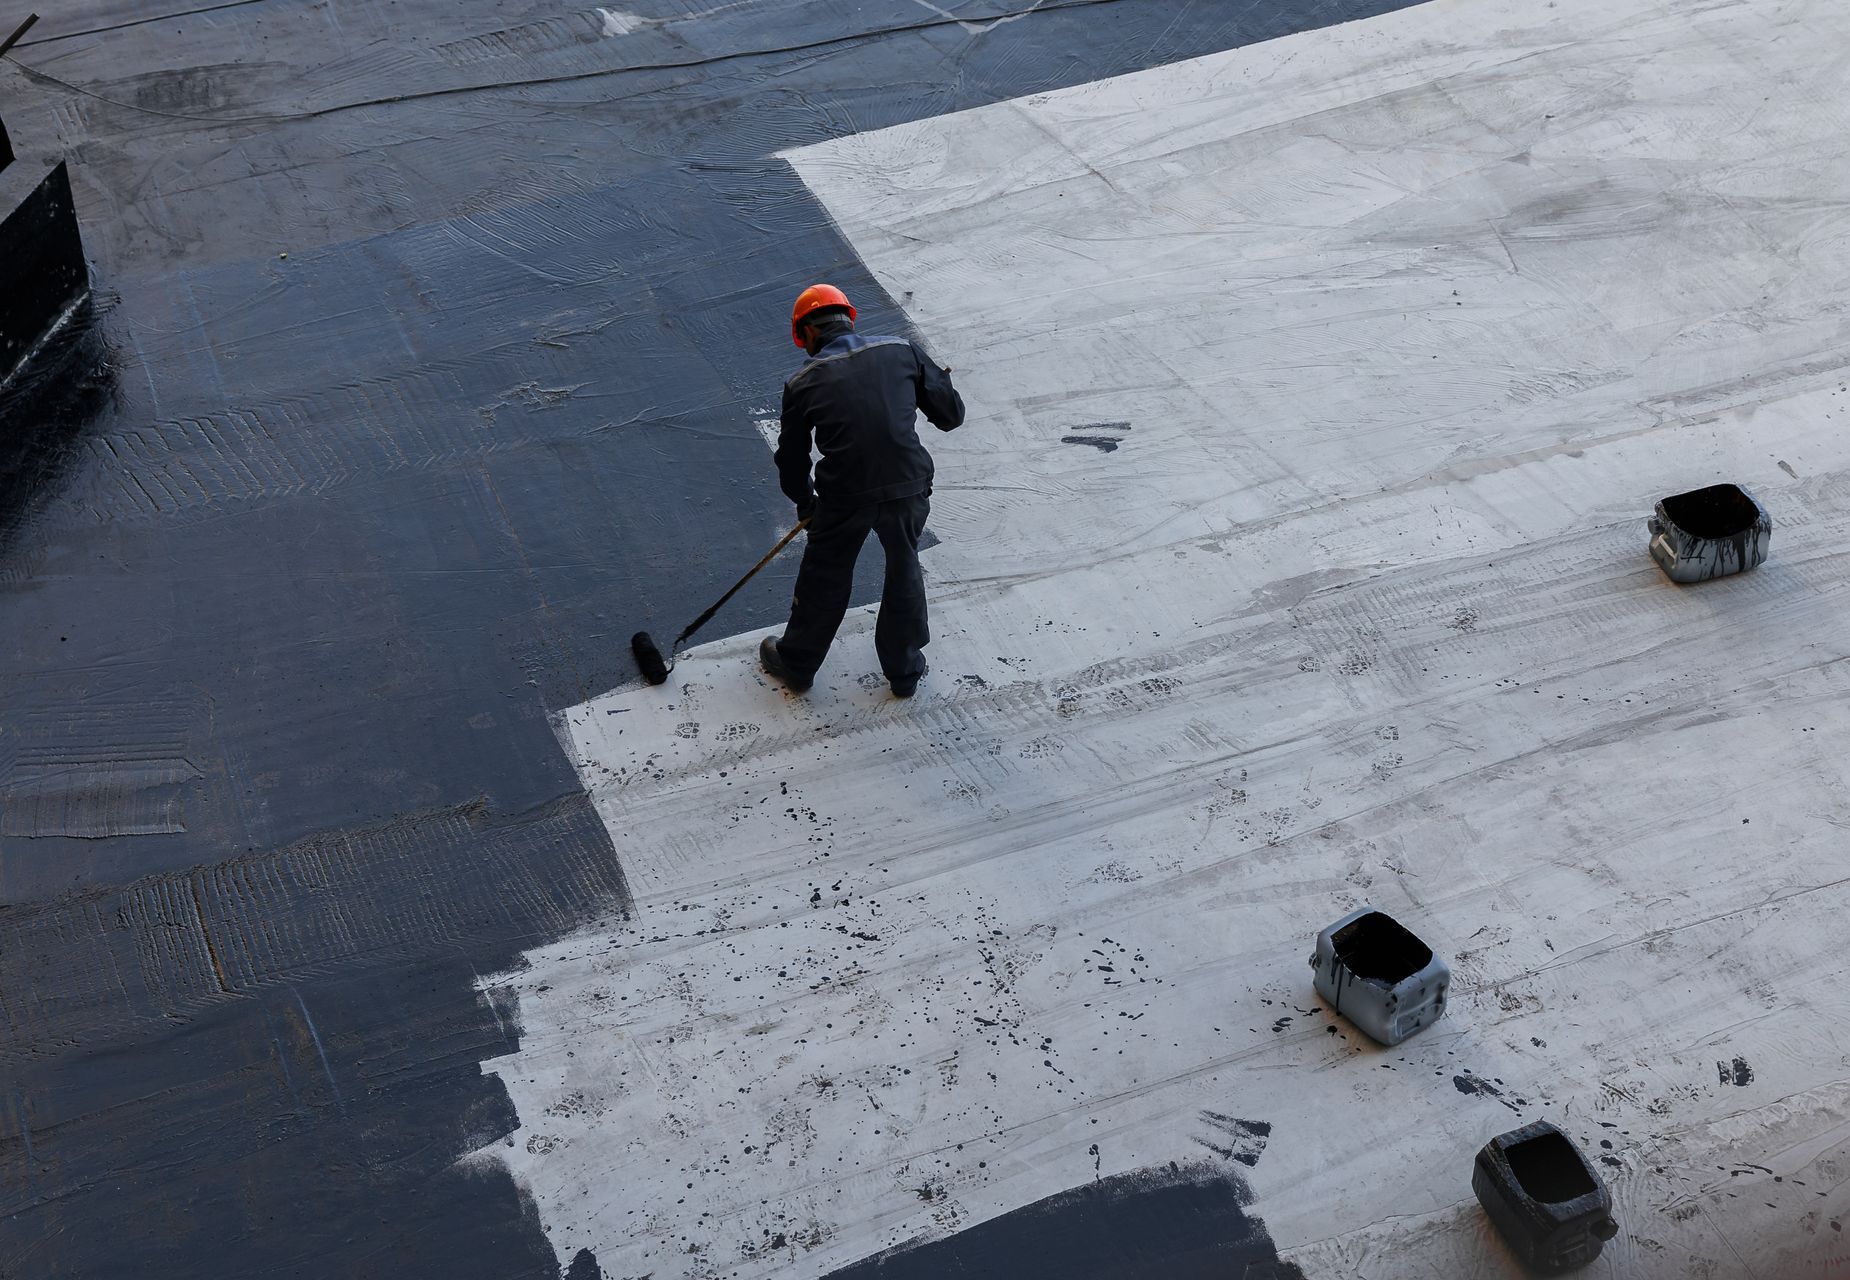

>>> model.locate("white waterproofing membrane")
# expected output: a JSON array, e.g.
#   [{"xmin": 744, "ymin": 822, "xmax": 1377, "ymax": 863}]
[{"xmin": 474, "ymin": 0, "xmax": 1850, "ymax": 1273}]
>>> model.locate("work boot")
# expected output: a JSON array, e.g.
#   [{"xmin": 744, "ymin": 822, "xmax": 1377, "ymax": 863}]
[
  {"xmin": 889, "ymin": 659, "xmax": 927, "ymax": 699},
  {"xmin": 759, "ymin": 636, "xmax": 812, "ymax": 693}
]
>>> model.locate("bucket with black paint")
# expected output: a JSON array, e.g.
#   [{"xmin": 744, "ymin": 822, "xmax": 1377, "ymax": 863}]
[
  {"xmin": 1647, "ymin": 482, "xmax": 1770, "ymax": 583},
  {"xmin": 1308, "ymin": 907, "xmax": 1448, "ymax": 1046},
  {"xmin": 1473, "ymin": 1120, "xmax": 1618, "ymax": 1273}
]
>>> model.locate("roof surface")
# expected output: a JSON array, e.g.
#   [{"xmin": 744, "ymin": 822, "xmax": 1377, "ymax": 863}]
[{"xmin": 4, "ymin": 0, "xmax": 1846, "ymax": 1276}]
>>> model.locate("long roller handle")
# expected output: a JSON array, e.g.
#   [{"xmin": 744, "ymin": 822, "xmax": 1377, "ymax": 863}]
[
  {"xmin": 1, "ymin": 14, "xmax": 40, "ymax": 60},
  {"xmin": 673, "ymin": 518, "xmax": 809, "ymax": 649}
]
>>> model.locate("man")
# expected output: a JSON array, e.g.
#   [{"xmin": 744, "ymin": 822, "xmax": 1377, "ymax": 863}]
[{"xmin": 760, "ymin": 283, "xmax": 965, "ymax": 697}]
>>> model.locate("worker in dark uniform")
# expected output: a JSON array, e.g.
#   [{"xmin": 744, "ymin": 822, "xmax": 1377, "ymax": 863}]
[{"xmin": 760, "ymin": 284, "xmax": 965, "ymax": 697}]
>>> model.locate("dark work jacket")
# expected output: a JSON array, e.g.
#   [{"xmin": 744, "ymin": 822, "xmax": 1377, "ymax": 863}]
[{"xmin": 776, "ymin": 330, "xmax": 965, "ymax": 509}]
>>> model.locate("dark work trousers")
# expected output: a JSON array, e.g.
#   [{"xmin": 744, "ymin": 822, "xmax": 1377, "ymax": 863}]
[{"xmin": 778, "ymin": 493, "xmax": 930, "ymax": 683}]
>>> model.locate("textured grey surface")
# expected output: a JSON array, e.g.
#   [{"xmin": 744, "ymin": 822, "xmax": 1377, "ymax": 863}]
[{"xmin": 495, "ymin": 0, "xmax": 1850, "ymax": 1275}]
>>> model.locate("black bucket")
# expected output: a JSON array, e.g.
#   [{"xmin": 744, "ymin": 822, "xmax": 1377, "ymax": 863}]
[
  {"xmin": 1647, "ymin": 482, "xmax": 1770, "ymax": 583},
  {"xmin": 1472, "ymin": 1121, "xmax": 1618, "ymax": 1273}
]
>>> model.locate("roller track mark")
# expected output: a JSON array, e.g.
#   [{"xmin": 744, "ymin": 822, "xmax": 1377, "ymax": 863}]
[
  {"xmin": 0, "ymin": 793, "xmax": 629, "ymax": 1062},
  {"xmin": 0, "ymin": 695, "xmax": 206, "ymax": 838},
  {"xmin": 433, "ymin": 13, "xmax": 604, "ymax": 69},
  {"xmin": 586, "ymin": 474, "xmax": 1850, "ymax": 919},
  {"xmin": 61, "ymin": 362, "xmax": 542, "ymax": 525}
]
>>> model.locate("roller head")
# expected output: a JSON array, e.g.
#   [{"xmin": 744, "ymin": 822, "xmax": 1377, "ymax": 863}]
[{"xmin": 630, "ymin": 631, "xmax": 671, "ymax": 685}]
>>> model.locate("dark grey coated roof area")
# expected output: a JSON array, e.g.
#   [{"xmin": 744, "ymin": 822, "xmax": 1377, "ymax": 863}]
[{"xmin": 0, "ymin": 2, "xmax": 1422, "ymax": 1274}]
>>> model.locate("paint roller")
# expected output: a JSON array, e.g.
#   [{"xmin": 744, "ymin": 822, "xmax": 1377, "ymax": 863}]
[{"xmin": 631, "ymin": 518, "xmax": 810, "ymax": 685}]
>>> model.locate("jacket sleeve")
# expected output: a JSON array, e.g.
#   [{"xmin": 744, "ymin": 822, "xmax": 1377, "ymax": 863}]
[
  {"xmin": 774, "ymin": 381, "xmax": 817, "ymax": 508},
  {"xmin": 913, "ymin": 342, "xmax": 965, "ymax": 432}
]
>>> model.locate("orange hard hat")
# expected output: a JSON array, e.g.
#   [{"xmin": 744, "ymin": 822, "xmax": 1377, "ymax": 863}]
[{"xmin": 791, "ymin": 284, "xmax": 855, "ymax": 346}]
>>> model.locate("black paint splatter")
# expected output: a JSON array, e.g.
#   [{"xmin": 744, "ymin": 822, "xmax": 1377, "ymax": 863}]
[
  {"xmin": 1453, "ymin": 1072, "xmax": 1525, "ymax": 1112},
  {"xmin": 1061, "ymin": 422, "xmax": 1132, "ymax": 453},
  {"xmin": 1195, "ymin": 1113, "xmax": 1270, "ymax": 1167}
]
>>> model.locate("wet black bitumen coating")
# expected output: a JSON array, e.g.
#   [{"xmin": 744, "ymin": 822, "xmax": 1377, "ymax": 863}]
[
  {"xmin": 2, "ymin": 0, "xmax": 1430, "ymax": 1274},
  {"xmin": 0, "ymin": 151, "xmax": 89, "ymax": 384},
  {"xmin": 1332, "ymin": 910, "xmax": 1434, "ymax": 984},
  {"xmin": 1660, "ymin": 483, "xmax": 1760, "ymax": 539},
  {"xmin": 0, "ymin": 298, "xmax": 112, "ymax": 544},
  {"xmin": 1506, "ymin": 1129, "xmax": 1599, "ymax": 1204},
  {"xmin": 824, "ymin": 1162, "xmax": 1306, "ymax": 1279}
]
